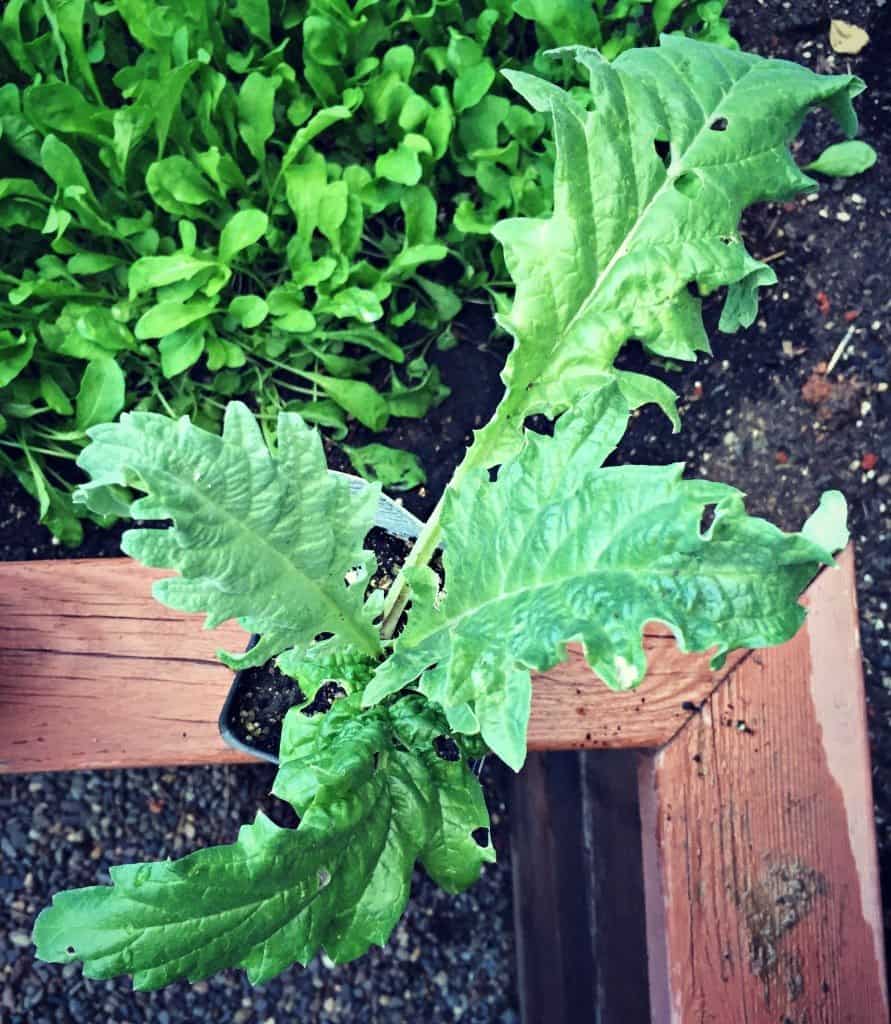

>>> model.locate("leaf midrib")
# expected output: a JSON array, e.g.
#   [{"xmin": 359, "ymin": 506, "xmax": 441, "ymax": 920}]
[
  {"xmin": 418, "ymin": 523, "xmax": 796, "ymax": 654},
  {"xmin": 147, "ymin": 455, "xmax": 380, "ymax": 656},
  {"xmin": 558, "ymin": 61, "xmax": 749, "ymax": 355}
]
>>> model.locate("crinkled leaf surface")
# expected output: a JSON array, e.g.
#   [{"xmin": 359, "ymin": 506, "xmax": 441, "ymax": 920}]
[
  {"xmin": 276, "ymin": 638, "xmax": 378, "ymax": 704},
  {"xmin": 366, "ymin": 384, "xmax": 848, "ymax": 769},
  {"xmin": 473, "ymin": 36, "xmax": 864, "ymax": 465},
  {"xmin": 74, "ymin": 403, "xmax": 382, "ymax": 657},
  {"xmin": 33, "ymin": 694, "xmax": 492, "ymax": 989}
]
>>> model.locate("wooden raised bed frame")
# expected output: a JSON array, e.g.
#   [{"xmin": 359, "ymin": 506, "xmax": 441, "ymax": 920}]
[{"xmin": 0, "ymin": 546, "xmax": 886, "ymax": 1021}]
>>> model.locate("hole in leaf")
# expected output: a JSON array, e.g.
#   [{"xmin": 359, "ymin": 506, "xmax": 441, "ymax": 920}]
[
  {"xmin": 523, "ymin": 413, "xmax": 555, "ymax": 437},
  {"xmin": 686, "ymin": 281, "xmax": 701, "ymax": 299},
  {"xmin": 673, "ymin": 172, "xmax": 701, "ymax": 199},
  {"xmin": 487, "ymin": 466, "xmax": 499, "ymax": 483},
  {"xmin": 472, "ymin": 827, "xmax": 490, "ymax": 848},
  {"xmin": 66, "ymin": 945, "xmax": 76, "ymax": 955},
  {"xmin": 653, "ymin": 138, "xmax": 671, "ymax": 165},
  {"xmin": 317, "ymin": 867, "xmax": 331, "ymax": 889},
  {"xmin": 710, "ymin": 117, "xmax": 728, "ymax": 132},
  {"xmin": 433, "ymin": 735, "xmax": 461, "ymax": 761},
  {"xmin": 301, "ymin": 681, "xmax": 346, "ymax": 717},
  {"xmin": 720, "ymin": 235, "xmax": 734, "ymax": 246},
  {"xmin": 699, "ymin": 503, "xmax": 717, "ymax": 534}
]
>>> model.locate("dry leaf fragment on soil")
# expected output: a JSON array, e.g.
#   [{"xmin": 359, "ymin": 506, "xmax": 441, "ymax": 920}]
[{"xmin": 829, "ymin": 20, "xmax": 870, "ymax": 55}]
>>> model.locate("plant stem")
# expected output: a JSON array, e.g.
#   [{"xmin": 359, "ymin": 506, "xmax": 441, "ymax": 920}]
[
  {"xmin": 379, "ymin": 436, "xmax": 485, "ymax": 638},
  {"xmin": 0, "ymin": 439, "xmax": 78, "ymax": 460}
]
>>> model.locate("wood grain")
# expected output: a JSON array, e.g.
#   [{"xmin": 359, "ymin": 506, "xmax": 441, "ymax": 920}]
[
  {"xmin": 527, "ymin": 638, "xmax": 748, "ymax": 752},
  {"xmin": 0, "ymin": 559, "xmax": 251, "ymax": 772},
  {"xmin": 639, "ymin": 547, "xmax": 888, "ymax": 1023},
  {"xmin": 0, "ymin": 552, "xmax": 850, "ymax": 775}
]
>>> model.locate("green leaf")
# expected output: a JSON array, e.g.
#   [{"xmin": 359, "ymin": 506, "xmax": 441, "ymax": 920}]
[
  {"xmin": 375, "ymin": 144, "xmax": 422, "ymax": 186},
  {"xmin": 0, "ymin": 332, "xmax": 36, "ymax": 387},
  {"xmin": 416, "ymin": 277, "xmax": 462, "ymax": 321},
  {"xmin": 24, "ymin": 82, "xmax": 110, "ymax": 138},
  {"xmin": 134, "ymin": 298, "xmax": 217, "ymax": 340},
  {"xmin": 803, "ymin": 140, "xmax": 877, "ymax": 177},
  {"xmin": 34, "ymin": 692, "xmax": 492, "ymax": 988},
  {"xmin": 453, "ymin": 61, "xmax": 496, "ymax": 114},
  {"xmin": 159, "ymin": 326, "xmax": 206, "ymax": 378},
  {"xmin": 303, "ymin": 374, "xmax": 390, "ymax": 431},
  {"xmin": 54, "ymin": 0, "xmax": 102, "ymax": 102},
  {"xmin": 75, "ymin": 357, "xmax": 126, "ymax": 432},
  {"xmin": 345, "ymin": 444, "xmax": 426, "ymax": 490},
  {"xmin": 228, "ymin": 294, "xmax": 268, "ymax": 328},
  {"xmin": 314, "ymin": 287, "xmax": 383, "ymax": 323},
  {"xmin": 67, "ymin": 252, "xmax": 122, "ymax": 275},
  {"xmin": 129, "ymin": 255, "xmax": 221, "ymax": 299},
  {"xmin": 219, "ymin": 209, "xmax": 269, "ymax": 263},
  {"xmin": 513, "ymin": 0, "xmax": 602, "ymax": 47},
  {"xmin": 276, "ymin": 640, "xmax": 377, "ymax": 703},
  {"xmin": 277, "ymin": 106, "xmax": 353, "ymax": 182},
  {"xmin": 40, "ymin": 135, "xmax": 92, "ymax": 195},
  {"xmin": 238, "ymin": 72, "xmax": 279, "ymax": 164},
  {"xmin": 40, "ymin": 373, "xmax": 74, "ymax": 416},
  {"xmin": 366, "ymin": 384, "xmax": 848, "ymax": 769},
  {"xmin": 75, "ymin": 403, "xmax": 382, "ymax": 658},
  {"xmin": 233, "ymin": 0, "xmax": 272, "ymax": 44},
  {"xmin": 146, "ymin": 157, "xmax": 218, "ymax": 214},
  {"xmin": 474, "ymin": 37, "xmax": 864, "ymax": 466}
]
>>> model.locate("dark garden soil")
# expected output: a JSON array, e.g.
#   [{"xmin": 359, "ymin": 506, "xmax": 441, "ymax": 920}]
[
  {"xmin": 223, "ymin": 529, "xmax": 414, "ymax": 759},
  {"xmin": 1, "ymin": 1, "xmax": 890, "ymax": 1020}
]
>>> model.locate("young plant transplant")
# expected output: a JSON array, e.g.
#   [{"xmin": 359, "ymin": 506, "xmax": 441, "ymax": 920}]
[{"xmin": 34, "ymin": 37, "xmax": 864, "ymax": 989}]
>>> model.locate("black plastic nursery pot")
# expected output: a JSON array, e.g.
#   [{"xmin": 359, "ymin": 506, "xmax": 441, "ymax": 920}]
[
  {"xmin": 219, "ymin": 478, "xmax": 424, "ymax": 763},
  {"xmin": 219, "ymin": 634, "xmax": 287, "ymax": 764}
]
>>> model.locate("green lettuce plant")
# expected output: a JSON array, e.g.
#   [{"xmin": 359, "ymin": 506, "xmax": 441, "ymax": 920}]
[
  {"xmin": 34, "ymin": 37, "xmax": 863, "ymax": 990},
  {"xmin": 0, "ymin": 0, "xmax": 733, "ymax": 545}
]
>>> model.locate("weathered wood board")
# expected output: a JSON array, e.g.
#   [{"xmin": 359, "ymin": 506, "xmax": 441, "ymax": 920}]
[
  {"xmin": 640, "ymin": 545, "xmax": 887, "ymax": 1023},
  {"xmin": 511, "ymin": 548, "xmax": 888, "ymax": 1022},
  {"xmin": 1, "ymin": 557, "xmax": 741, "ymax": 773}
]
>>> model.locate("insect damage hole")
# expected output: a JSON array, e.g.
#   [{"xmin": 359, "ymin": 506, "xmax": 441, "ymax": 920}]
[
  {"xmin": 699, "ymin": 503, "xmax": 718, "ymax": 534},
  {"xmin": 709, "ymin": 117, "xmax": 729, "ymax": 131},
  {"xmin": 653, "ymin": 137, "xmax": 671, "ymax": 165},
  {"xmin": 433, "ymin": 735, "xmax": 460, "ymax": 761},
  {"xmin": 66, "ymin": 945, "xmax": 76, "ymax": 955},
  {"xmin": 317, "ymin": 867, "xmax": 331, "ymax": 889},
  {"xmin": 471, "ymin": 827, "xmax": 490, "ymax": 848}
]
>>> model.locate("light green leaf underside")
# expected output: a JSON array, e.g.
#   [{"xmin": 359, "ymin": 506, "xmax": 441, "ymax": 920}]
[
  {"xmin": 366, "ymin": 384, "xmax": 848, "ymax": 769},
  {"xmin": 473, "ymin": 35, "xmax": 864, "ymax": 466},
  {"xmin": 74, "ymin": 403, "xmax": 381, "ymax": 657},
  {"xmin": 33, "ymin": 694, "xmax": 492, "ymax": 989}
]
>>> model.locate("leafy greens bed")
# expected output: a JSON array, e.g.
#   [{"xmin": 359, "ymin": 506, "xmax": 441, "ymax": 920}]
[
  {"xmin": 0, "ymin": 0, "xmax": 733, "ymax": 544},
  {"xmin": 33, "ymin": 36, "xmax": 864, "ymax": 990}
]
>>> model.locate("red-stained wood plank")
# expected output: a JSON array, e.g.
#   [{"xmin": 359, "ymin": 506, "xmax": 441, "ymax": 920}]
[
  {"xmin": 0, "ymin": 559, "xmax": 252, "ymax": 772},
  {"xmin": 0, "ymin": 557, "xmax": 747, "ymax": 773},
  {"xmin": 639, "ymin": 547, "xmax": 887, "ymax": 1023},
  {"xmin": 0, "ymin": 550, "xmax": 864, "ymax": 783},
  {"xmin": 527, "ymin": 639, "xmax": 747, "ymax": 751}
]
